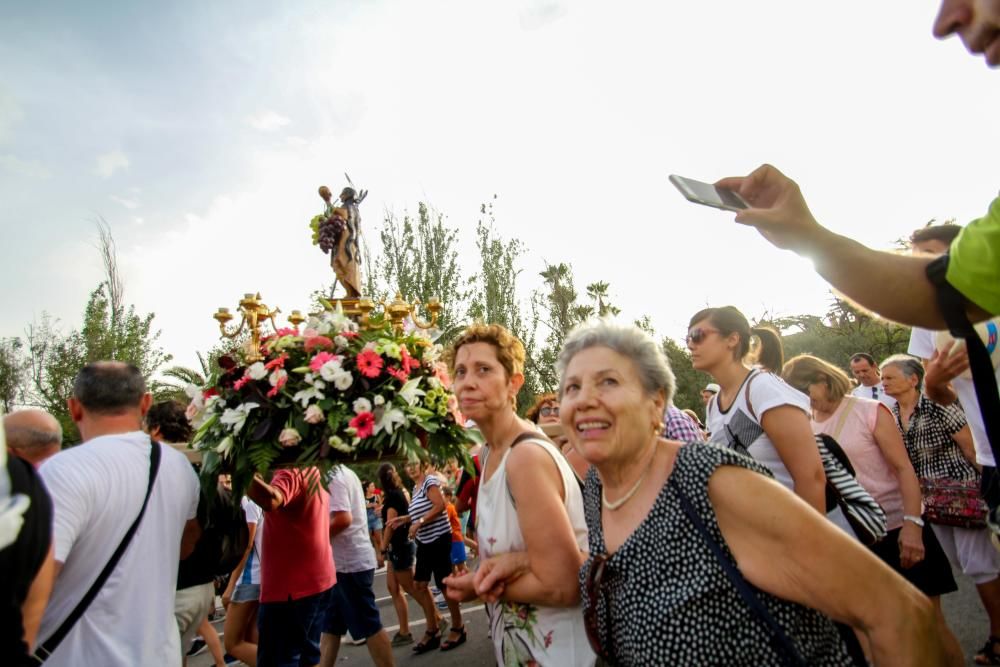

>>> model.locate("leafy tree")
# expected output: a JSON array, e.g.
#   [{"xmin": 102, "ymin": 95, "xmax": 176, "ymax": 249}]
[
  {"xmin": 661, "ymin": 337, "xmax": 713, "ymax": 417},
  {"xmin": 20, "ymin": 223, "xmax": 172, "ymax": 442},
  {"xmin": 0, "ymin": 337, "xmax": 26, "ymax": 412},
  {"xmin": 467, "ymin": 201, "xmax": 541, "ymax": 412}
]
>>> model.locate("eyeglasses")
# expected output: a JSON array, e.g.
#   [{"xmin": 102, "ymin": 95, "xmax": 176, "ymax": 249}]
[
  {"xmin": 583, "ymin": 552, "xmax": 612, "ymax": 660},
  {"xmin": 540, "ymin": 406, "xmax": 559, "ymax": 417},
  {"xmin": 685, "ymin": 327, "xmax": 720, "ymax": 345}
]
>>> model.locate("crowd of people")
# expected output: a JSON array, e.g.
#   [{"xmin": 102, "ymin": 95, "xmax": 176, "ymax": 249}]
[{"xmin": 3, "ymin": 2, "xmax": 1000, "ymax": 665}]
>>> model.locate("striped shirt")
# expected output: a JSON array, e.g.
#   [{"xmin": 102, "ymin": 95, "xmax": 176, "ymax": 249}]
[{"xmin": 408, "ymin": 475, "xmax": 451, "ymax": 544}]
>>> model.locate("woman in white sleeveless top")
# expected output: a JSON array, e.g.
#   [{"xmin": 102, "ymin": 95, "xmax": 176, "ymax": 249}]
[{"xmin": 442, "ymin": 324, "xmax": 596, "ymax": 667}]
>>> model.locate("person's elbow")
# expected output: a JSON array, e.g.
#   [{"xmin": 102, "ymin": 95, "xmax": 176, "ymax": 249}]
[
  {"xmin": 544, "ymin": 573, "xmax": 582, "ymax": 607},
  {"xmin": 180, "ymin": 519, "xmax": 201, "ymax": 560}
]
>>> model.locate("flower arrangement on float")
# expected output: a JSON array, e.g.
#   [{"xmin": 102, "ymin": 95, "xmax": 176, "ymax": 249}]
[{"xmin": 186, "ymin": 303, "xmax": 473, "ymax": 497}]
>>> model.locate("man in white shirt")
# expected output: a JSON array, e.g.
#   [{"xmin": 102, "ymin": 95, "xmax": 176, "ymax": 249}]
[
  {"xmin": 319, "ymin": 465, "xmax": 394, "ymax": 667},
  {"xmin": 35, "ymin": 362, "xmax": 200, "ymax": 666},
  {"xmin": 849, "ymin": 353, "xmax": 897, "ymax": 409}
]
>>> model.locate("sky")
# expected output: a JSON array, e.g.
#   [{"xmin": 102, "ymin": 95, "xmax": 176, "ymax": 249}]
[{"xmin": 2, "ymin": 0, "xmax": 999, "ymax": 375}]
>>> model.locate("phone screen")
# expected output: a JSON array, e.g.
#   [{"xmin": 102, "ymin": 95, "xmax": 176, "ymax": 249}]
[{"xmin": 669, "ymin": 175, "xmax": 748, "ymax": 212}]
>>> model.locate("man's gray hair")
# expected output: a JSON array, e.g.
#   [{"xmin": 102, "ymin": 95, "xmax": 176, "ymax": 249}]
[
  {"xmin": 73, "ymin": 362, "xmax": 147, "ymax": 414},
  {"xmin": 557, "ymin": 320, "xmax": 675, "ymax": 404},
  {"xmin": 880, "ymin": 354, "xmax": 925, "ymax": 391}
]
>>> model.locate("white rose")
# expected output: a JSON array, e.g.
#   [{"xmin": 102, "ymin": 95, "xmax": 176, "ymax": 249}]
[
  {"xmin": 247, "ymin": 362, "xmax": 267, "ymax": 380},
  {"xmin": 278, "ymin": 428, "xmax": 302, "ymax": 448},
  {"xmin": 373, "ymin": 395, "xmax": 386, "ymax": 406},
  {"xmin": 319, "ymin": 359, "xmax": 342, "ymax": 382},
  {"xmin": 304, "ymin": 405, "xmax": 325, "ymax": 424},
  {"xmin": 353, "ymin": 397, "xmax": 372, "ymax": 415},
  {"xmin": 332, "ymin": 369, "xmax": 353, "ymax": 391}
]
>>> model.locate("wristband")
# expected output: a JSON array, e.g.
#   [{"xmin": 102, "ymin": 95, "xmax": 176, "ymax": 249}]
[{"xmin": 903, "ymin": 514, "xmax": 925, "ymax": 527}]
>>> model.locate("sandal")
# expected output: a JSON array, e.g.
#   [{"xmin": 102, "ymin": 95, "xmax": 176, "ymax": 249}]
[
  {"xmin": 412, "ymin": 628, "xmax": 441, "ymax": 654},
  {"xmin": 977, "ymin": 636, "xmax": 1000, "ymax": 665},
  {"xmin": 440, "ymin": 626, "xmax": 467, "ymax": 651},
  {"xmin": 391, "ymin": 631, "xmax": 413, "ymax": 647}
]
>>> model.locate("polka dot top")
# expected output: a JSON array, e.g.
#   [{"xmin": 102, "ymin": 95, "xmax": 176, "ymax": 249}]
[{"xmin": 579, "ymin": 442, "xmax": 853, "ymax": 666}]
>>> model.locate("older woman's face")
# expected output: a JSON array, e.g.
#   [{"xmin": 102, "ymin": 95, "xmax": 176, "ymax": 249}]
[
  {"xmin": 560, "ymin": 346, "xmax": 664, "ymax": 467},
  {"xmin": 537, "ymin": 400, "xmax": 560, "ymax": 425},
  {"xmin": 881, "ymin": 365, "xmax": 916, "ymax": 397},
  {"xmin": 453, "ymin": 342, "xmax": 521, "ymax": 422}
]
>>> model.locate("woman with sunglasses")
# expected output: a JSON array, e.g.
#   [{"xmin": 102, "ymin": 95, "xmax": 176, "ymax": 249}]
[
  {"xmin": 528, "ymin": 392, "xmax": 589, "ymax": 483},
  {"xmin": 442, "ymin": 324, "xmax": 595, "ymax": 666},
  {"xmin": 687, "ymin": 306, "xmax": 827, "ymax": 514},
  {"xmin": 559, "ymin": 320, "xmax": 947, "ymax": 665}
]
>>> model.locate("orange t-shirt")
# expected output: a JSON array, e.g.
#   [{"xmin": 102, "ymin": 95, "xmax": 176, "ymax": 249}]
[{"xmin": 445, "ymin": 503, "xmax": 463, "ymax": 542}]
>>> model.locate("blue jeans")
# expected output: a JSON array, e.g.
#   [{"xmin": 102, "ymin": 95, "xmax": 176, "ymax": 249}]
[{"xmin": 257, "ymin": 587, "xmax": 333, "ymax": 667}]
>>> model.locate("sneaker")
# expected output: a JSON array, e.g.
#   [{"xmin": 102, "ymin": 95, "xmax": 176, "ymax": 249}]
[
  {"xmin": 223, "ymin": 653, "xmax": 241, "ymax": 665},
  {"xmin": 391, "ymin": 631, "xmax": 413, "ymax": 647},
  {"xmin": 186, "ymin": 638, "xmax": 207, "ymax": 657}
]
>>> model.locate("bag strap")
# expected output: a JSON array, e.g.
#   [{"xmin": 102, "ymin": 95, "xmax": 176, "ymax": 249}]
[
  {"xmin": 674, "ymin": 482, "xmax": 807, "ymax": 667},
  {"xmin": 32, "ymin": 440, "xmax": 162, "ymax": 664},
  {"xmin": 506, "ymin": 431, "xmax": 585, "ymax": 507},
  {"xmin": 829, "ymin": 396, "xmax": 855, "ymax": 442},
  {"xmin": 742, "ymin": 370, "xmax": 762, "ymax": 421},
  {"xmin": 926, "ymin": 255, "xmax": 1000, "ymax": 468}
]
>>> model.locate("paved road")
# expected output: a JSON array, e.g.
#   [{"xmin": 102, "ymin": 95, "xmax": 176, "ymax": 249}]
[{"xmin": 193, "ymin": 563, "xmax": 991, "ymax": 666}]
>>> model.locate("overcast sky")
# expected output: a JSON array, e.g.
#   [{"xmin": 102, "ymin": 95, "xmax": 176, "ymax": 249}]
[{"xmin": 2, "ymin": 1, "xmax": 998, "ymax": 374}]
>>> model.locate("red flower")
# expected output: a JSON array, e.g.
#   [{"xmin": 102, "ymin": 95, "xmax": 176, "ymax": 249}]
[
  {"xmin": 264, "ymin": 354, "xmax": 288, "ymax": 371},
  {"xmin": 273, "ymin": 327, "xmax": 298, "ymax": 337},
  {"xmin": 233, "ymin": 376, "xmax": 252, "ymax": 391},
  {"xmin": 266, "ymin": 374, "xmax": 288, "ymax": 397},
  {"xmin": 400, "ymin": 345, "xmax": 420, "ymax": 374},
  {"xmin": 304, "ymin": 336, "xmax": 334, "ymax": 354},
  {"xmin": 218, "ymin": 355, "xmax": 236, "ymax": 371},
  {"xmin": 341, "ymin": 331, "xmax": 359, "ymax": 339},
  {"xmin": 356, "ymin": 349, "xmax": 384, "ymax": 378},
  {"xmin": 202, "ymin": 388, "xmax": 219, "ymax": 399},
  {"xmin": 349, "ymin": 411, "xmax": 375, "ymax": 439},
  {"xmin": 387, "ymin": 366, "xmax": 409, "ymax": 383}
]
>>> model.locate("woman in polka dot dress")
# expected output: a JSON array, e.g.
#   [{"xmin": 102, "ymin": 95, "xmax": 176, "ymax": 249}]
[{"xmin": 557, "ymin": 320, "xmax": 952, "ymax": 667}]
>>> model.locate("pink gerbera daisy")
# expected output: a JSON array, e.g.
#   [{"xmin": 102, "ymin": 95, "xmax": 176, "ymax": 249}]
[
  {"xmin": 355, "ymin": 349, "xmax": 384, "ymax": 378},
  {"xmin": 309, "ymin": 351, "xmax": 336, "ymax": 373},
  {"xmin": 349, "ymin": 411, "xmax": 376, "ymax": 439}
]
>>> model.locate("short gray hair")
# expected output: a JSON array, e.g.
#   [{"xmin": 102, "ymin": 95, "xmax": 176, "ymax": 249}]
[
  {"xmin": 557, "ymin": 320, "xmax": 675, "ymax": 404},
  {"xmin": 880, "ymin": 354, "xmax": 925, "ymax": 391},
  {"xmin": 6, "ymin": 424, "xmax": 63, "ymax": 451}
]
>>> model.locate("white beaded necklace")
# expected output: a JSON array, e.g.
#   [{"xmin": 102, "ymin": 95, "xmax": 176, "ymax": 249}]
[{"xmin": 602, "ymin": 441, "xmax": 659, "ymax": 511}]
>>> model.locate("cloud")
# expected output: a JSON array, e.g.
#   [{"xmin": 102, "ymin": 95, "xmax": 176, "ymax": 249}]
[
  {"xmin": 95, "ymin": 150, "xmax": 129, "ymax": 178},
  {"xmin": 246, "ymin": 110, "xmax": 291, "ymax": 131},
  {"xmin": 110, "ymin": 194, "xmax": 139, "ymax": 209},
  {"xmin": 133, "ymin": 216, "xmax": 144, "ymax": 225},
  {"xmin": 0, "ymin": 154, "xmax": 50, "ymax": 178},
  {"xmin": 519, "ymin": 1, "xmax": 567, "ymax": 29}
]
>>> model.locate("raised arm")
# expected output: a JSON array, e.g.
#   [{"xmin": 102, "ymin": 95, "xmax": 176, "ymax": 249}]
[
  {"xmin": 248, "ymin": 474, "xmax": 285, "ymax": 512},
  {"xmin": 716, "ymin": 164, "xmax": 989, "ymax": 328},
  {"xmin": 760, "ymin": 405, "xmax": 826, "ymax": 513},
  {"xmin": 709, "ymin": 466, "xmax": 951, "ymax": 667}
]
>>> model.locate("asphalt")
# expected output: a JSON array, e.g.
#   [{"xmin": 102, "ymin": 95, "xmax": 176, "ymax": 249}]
[{"xmin": 191, "ymin": 562, "xmax": 992, "ymax": 666}]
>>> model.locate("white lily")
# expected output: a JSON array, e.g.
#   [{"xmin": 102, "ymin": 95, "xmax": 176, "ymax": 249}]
[
  {"xmin": 219, "ymin": 402, "xmax": 259, "ymax": 435},
  {"xmin": 375, "ymin": 407, "xmax": 407, "ymax": 435},
  {"xmin": 246, "ymin": 362, "xmax": 267, "ymax": 381},
  {"xmin": 398, "ymin": 378, "xmax": 425, "ymax": 407},
  {"xmin": 216, "ymin": 435, "xmax": 234, "ymax": 459},
  {"xmin": 293, "ymin": 386, "xmax": 324, "ymax": 408}
]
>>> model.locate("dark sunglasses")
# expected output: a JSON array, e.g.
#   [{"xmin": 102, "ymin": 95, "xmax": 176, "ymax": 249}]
[
  {"xmin": 583, "ymin": 552, "xmax": 612, "ymax": 661},
  {"xmin": 540, "ymin": 406, "xmax": 559, "ymax": 417},
  {"xmin": 685, "ymin": 327, "xmax": 720, "ymax": 345}
]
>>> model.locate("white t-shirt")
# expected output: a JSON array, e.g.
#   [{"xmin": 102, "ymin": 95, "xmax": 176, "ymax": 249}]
[
  {"xmin": 38, "ymin": 431, "xmax": 199, "ymax": 667},
  {"xmin": 707, "ymin": 371, "xmax": 811, "ymax": 492},
  {"xmin": 327, "ymin": 466, "xmax": 376, "ymax": 573},
  {"xmin": 238, "ymin": 497, "xmax": 264, "ymax": 586},
  {"xmin": 850, "ymin": 382, "xmax": 897, "ymax": 409},
  {"xmin": 910, "ymin": 327, "xmax": 998, "ymax": 466}
]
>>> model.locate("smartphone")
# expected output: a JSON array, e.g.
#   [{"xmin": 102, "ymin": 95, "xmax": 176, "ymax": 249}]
[
  {"xmin": 669, "ymin": 174, "xmax": 748, "ymax": 212},
  {"xmin": 539, "ymin": 422, "xmax": 564, "ymax": 439}
]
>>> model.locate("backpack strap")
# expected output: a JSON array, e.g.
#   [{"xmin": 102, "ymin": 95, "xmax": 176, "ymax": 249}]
[
  {"xmin": 32, "ymin": 440, "xmax": 162, "ymax": 664},
  {"xmin": 926, "ymin": 255, "xmax": 1000, "ymax": 467}
]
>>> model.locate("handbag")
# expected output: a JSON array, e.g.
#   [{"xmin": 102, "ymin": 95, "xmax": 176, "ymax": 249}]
[
  {"xmin": 920, "ymin": 477, "xmax": 988, "ymax": 529},
  {"xmin": 743, "ymin": 374, "xmax": 887, "ymax": 545},
  {"xmin": 31, "ymin": 440, "xmax": 162, "ymax": 664}
]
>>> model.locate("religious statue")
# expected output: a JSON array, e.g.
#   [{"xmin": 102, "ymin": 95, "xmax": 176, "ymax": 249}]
[{"xmin": 315, "ymin": 178, "xmax": 367, "ymax": 298}]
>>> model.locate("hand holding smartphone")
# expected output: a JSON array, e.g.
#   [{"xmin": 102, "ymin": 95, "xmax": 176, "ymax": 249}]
[{"xmin": 669, "ymin": 174, "xmax": 748, "ymax": 213}]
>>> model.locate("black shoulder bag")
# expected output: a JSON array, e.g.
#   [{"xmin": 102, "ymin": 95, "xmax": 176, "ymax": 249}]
[{"xmin": 31, "ymin": 440, "xmax": 162, "ymax": 664}]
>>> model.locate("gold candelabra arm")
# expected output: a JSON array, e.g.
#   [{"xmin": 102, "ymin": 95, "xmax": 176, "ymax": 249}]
[
  {"xmin": 409, "ymin": 296, "xmax": 442, "ymax": 330},
  {"xmin": 382, "ymin": 293, "xmax": 412, "ymax": 333},
  {"xmin": 213, "ymin": 307, "xmax": 246, "ymax": 339},
  {"xmin": 288, "ymin": 310, "xmax": 306, "ymax": 329}
]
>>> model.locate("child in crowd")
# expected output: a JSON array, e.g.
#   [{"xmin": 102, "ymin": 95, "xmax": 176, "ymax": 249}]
[{"xmin": 442, "ymin": 487, "xmax": 472, "ymax": 575}]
